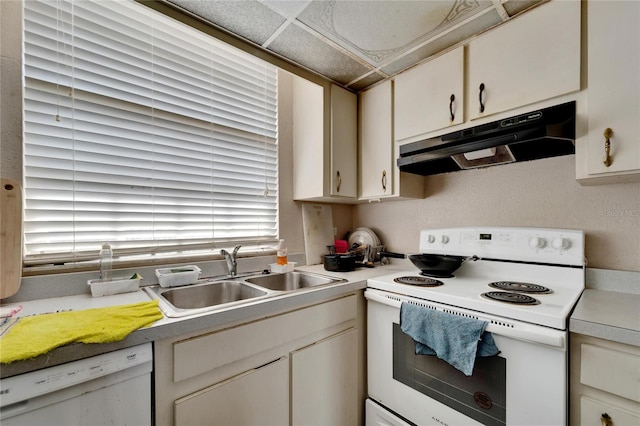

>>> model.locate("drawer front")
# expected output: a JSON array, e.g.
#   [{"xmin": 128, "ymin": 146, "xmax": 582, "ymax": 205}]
[
  {"xmin": 581, "ymin": 395, "xmax": 639, "ymax": 426},
  {"xmin": 173, "ymin": 294, "xmax": 357, "ymax": 382},
  {"xmin": 581, "ymin": 343, "xmax": 640, "ymax": 402}
]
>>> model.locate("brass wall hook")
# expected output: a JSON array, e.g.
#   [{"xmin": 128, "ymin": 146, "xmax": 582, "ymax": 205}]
[{"xmin": 603, "ymin": 128, "xmax": 613, "ymax": 167}]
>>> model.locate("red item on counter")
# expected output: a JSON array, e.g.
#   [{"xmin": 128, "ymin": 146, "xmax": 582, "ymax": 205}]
[{"xmin": 334, "ymin": 239, "xmax": 348, "ymax": 253}]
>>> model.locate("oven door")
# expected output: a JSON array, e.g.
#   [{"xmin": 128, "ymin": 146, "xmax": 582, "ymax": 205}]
[{"xmin": 366, "ymin": 289, "xmax": 568, "ymax": 426}]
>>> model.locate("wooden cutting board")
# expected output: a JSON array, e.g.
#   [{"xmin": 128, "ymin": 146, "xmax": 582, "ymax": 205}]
[
  {"xmin": 1, "ymin": 178, "xmax": 23, "ymax": 299},
  {"xmin": 301, "ymin": 204, "xmax": 334, "ymax": 265}
]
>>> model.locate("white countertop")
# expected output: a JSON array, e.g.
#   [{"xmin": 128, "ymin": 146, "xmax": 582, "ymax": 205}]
[
  {"xmin": 1, "ymin": 289, "xmax": 152, "ymax": 318},
  {"xmin": 570, "ymin": 289, "xmax": 640, "ymax": 347}
]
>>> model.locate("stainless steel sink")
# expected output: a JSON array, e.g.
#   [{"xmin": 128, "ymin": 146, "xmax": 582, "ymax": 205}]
[
  {"xmin": 245, "ymin": 271, "xmax": 346, "ymax": 291},
  {"xmin": 145, "ymin": 270, "xmax": 347, "ymax": 317},
  {"xmin": 150, "ymin": 281, "xmax": 270, "ymax": 316}
]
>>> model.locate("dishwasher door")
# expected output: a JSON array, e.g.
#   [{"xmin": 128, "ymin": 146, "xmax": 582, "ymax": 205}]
[{"xmin": 0, "ymin": 343, "xmax": 152, "ymax": 425}]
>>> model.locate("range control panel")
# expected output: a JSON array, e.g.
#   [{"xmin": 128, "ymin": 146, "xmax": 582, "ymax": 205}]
[{"xmin": 419, "ymin": 227, "xmax": 585, "ymax": 266}]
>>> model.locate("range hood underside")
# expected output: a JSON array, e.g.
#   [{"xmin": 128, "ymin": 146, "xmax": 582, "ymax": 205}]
[{"xmin": 399, "ymin": 137, "xmax": 575, "ymax": 177}]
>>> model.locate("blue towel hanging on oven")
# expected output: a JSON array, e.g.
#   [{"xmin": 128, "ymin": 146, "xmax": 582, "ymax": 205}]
[{"xmin": 400, "ymin": 302, "xmax": 500, "ymax": 376}]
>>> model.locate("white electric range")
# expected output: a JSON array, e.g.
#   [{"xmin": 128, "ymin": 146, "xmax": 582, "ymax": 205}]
[{"xmin": 365, "ymin": 226, "xmax": 585, "ymax": 426}]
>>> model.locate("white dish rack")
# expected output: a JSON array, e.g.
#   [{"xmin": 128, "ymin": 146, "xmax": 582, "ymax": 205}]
[
  {"xmin": 155, "ymin": 265, "xmax": 201, "ymax": 287},
  {"xmin": 87, "ymin": 276, "xmax": 141, "ymax": 297}
]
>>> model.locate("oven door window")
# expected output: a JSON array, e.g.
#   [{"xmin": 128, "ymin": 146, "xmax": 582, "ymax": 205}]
[{"xmin": 393, "ymin": 324, "xmax": 506, "ymax": 426}]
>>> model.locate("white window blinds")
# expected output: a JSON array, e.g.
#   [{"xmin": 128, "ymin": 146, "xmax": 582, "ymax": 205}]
[{"xmin": 23, "ymin": 0, "xmax": 278, "ymax": 265}]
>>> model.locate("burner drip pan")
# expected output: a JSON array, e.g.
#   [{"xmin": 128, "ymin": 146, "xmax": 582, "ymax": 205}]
[
  {"xmin": 481, "ymin": 291, "xmax": 540, "ymax": 305},
  {"xmin": 489, "ymin": 281, "xmax": 552, "ymax": 294},
  {"xmin": 394, "ymin": 276, "xmax": 444, "ymax": 287}
]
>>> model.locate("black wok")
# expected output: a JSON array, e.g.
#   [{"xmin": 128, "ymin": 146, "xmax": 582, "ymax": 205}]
[{"xmin": 408, "ymin": 254, "xmax": 479, "ymax": 277}]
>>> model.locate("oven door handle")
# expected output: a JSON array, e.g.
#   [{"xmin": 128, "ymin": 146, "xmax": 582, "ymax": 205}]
[{"xmin": 365, "ymin": 289, "xmax": 566, "ymax": 349}]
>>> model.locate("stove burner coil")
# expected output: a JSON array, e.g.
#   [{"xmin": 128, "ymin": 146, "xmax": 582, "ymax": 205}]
[
  {"xmin": 420, "ymin": 271, "xmax": 455, "ymax": 279},
  {"xmin": 481, "ymin": 291, "xmax": 540, "ymax": 305},
  {"xmin": 489, "ymin": 281, "xmax": 552, "ymax": 294},
  {"xmin": 394, "ymin": 276, "xmax": 444, "ymax": 287}
]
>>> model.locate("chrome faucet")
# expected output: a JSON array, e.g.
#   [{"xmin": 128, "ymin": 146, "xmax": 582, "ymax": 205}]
[{"xmin": 220, "ymin": 244, "xmax": 241, "ymax": 277}]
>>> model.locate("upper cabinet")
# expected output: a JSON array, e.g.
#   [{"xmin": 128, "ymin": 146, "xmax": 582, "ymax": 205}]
[
  {"xmin": 292, "ymin": 77, "xmax": 357, "ymax": 202},
  {"xmin": 393, "ymin": 0, "xmax": 581, "ymax": 146},
  {"xmin": 359, "ymin": 80, "xmax": 423, "ymax": 201},
  {"xmin": 467, "ymin": 0, "xmax": 581, "ymax": 120},
  {"xmin": 394, "ymin": 47, "xmax": 464, "ymax": 142},
  {"xmin": 330, "ymin": 84, "xmax": 358, "ymax": 198},
  {"xmin": 576, "ymin": 0, "xmax": 640, "ymax": 184}
]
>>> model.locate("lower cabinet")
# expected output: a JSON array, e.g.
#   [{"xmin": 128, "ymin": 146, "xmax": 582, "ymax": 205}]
[
  {"xmin": 174, "ymin": 357, "xmax": 289, "ymax": 426},
  {"xmin": 291, "ymin": 328, "xmax": 358, "ymax": 425},
  {"xmin": 154, "ymin": 293, "xmax": 364, "ymax": 426},
  {"xmin": 570, "ymin": 333, "xmax": 640, "ymax": 426}
]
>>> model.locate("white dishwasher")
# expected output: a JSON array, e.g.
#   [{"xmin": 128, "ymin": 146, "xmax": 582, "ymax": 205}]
[{"xmin": 0, "ymin": 343, "xmax": 152, "ymax": 425}]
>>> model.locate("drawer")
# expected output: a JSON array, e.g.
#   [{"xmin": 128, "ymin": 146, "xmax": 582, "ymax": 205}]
[
  {"xmin": 581, "ymin": 343, "xmax": 640, "ymax": 402},
  {"xmin": 581, "ymin": 395, "xmax": 639, "ymax": 426}
]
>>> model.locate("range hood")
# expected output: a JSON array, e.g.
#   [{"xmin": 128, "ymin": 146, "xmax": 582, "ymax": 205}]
[{"xmin": 397, "ymin": 101, "xmax": 576, "ymax": 176}]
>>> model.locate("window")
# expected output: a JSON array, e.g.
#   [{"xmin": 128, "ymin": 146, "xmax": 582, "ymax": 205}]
[{"xmin": 23, "ymin": 0, "xmax": 278, "ymax": 266}]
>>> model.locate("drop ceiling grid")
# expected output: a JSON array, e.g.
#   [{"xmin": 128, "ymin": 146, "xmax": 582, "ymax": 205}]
[{"xmin": 165, "ymin": 0, "xmax": 545, "ymax": 92}]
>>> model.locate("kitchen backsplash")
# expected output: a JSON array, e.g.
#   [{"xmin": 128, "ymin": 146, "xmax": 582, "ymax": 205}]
[{"xmin": 353, "ymin": 156, "xmax": 639, "ymax": 272}]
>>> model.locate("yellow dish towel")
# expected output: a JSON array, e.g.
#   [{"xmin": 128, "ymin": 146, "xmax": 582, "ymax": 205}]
[{"xmin": 0, "ymin": 300, "xmax": 163, "ymax": 364}]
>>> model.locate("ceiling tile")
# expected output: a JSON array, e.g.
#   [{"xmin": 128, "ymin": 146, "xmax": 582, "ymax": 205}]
[
  {"xmin": 261, "ymin": 0, "xmax": 312, "ymax": 20},
  {"xmin": 381, "ymin": 7, "xmax": 503, "ymax": 76},
  {"xmin": 267, "ymin": 23, "xmax": 372, "ymax": 85},
  {"xmin": 166, "ymin": 0, "xmax": 546, "ymax": 92},
  {"xmin": 168, "ymin": 0, "xmax": 285, "ymax": 45},
  {"xmin": 503, "ymin": 0, "xmax": 543, "ymax": 16},
  {"xmin": 297, "ymin": 0, "xmax": 493, "ymax": 67}
]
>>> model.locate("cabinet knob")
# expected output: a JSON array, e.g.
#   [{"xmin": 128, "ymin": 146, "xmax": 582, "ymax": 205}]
[
  {"xmin": 603, "ymin": 128, "xmax": 613, "ymax": 167},
  {"xmin": 601, "ymin": 412, "xmax": 612, "ymax": 426},
  {"xmin": 381, "ymin": 170, "xmax": 387, "ymax": 192},
  {"xmin": 479, "ymin": 83, "xmax": 486, "ymax": 113},
  {"xmin": 449, "ymin": 94, "xmax": 455, "ymax": 122},
  {"xmin": 336, "ymin": 170, "xmax": 342, "ymax": 193}
]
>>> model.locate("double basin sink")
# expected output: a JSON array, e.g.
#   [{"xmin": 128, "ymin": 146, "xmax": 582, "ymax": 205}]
[{"xmin": 145, "ymin": 271, "xmax": 347, "ymax": 317}]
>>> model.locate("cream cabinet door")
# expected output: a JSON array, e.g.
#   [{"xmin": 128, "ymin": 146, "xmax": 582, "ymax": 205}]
[
  {"xmin": 330, "ymin": 84, "xmax": 358, "ymax": 198},
  {"xmin": 292, "ymin": 75, "xmax": 325, "ymax": 201},
  {"xmin": 394, "ymin": 46, "xmax": 464, "ymax": 142},
  {"xmin": 291, "ymin": 76, "xmax": 357, "ymax": 201},
  {"xmin": 360, "ymin": 81, "xmax": 423, "ymax": 201},
  {"xmin": 174, "ymin": 357, "xmax": 289, "ymax": 426},
  {"xmin": 467, "ymin": 0, "xmax": 580, "ymax": 120},
  {"xmin": 291, "ymin": 328, "xmax": 358, "ymax": 426},
  {"xmin": 578, "ymin": 0, "xmax": 640, "ymax": 182},
  {"xmin": 360, "ymin": 80, "xmax": 393, "ymax": 199}
]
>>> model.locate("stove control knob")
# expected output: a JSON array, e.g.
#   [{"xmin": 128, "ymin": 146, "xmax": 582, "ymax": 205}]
[
  {"xmin": 440, "ymin": 235, "xmax": 449, "ymax": 244},
  {"xmin": 528, "ymin": 236, "xmax": 546, "ymax": 249},
  {"xmin": 552, "ymin": 238, "xmax": 571, "ymax": 250},
  {"xmin": 427, "ymin": 234, "xmax": 436, "ymax": 244}
]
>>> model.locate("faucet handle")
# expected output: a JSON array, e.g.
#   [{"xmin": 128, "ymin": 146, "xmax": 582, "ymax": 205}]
[{"xmin": 232, "ymin": 244, "xmax": 241, "ymax": 257}]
